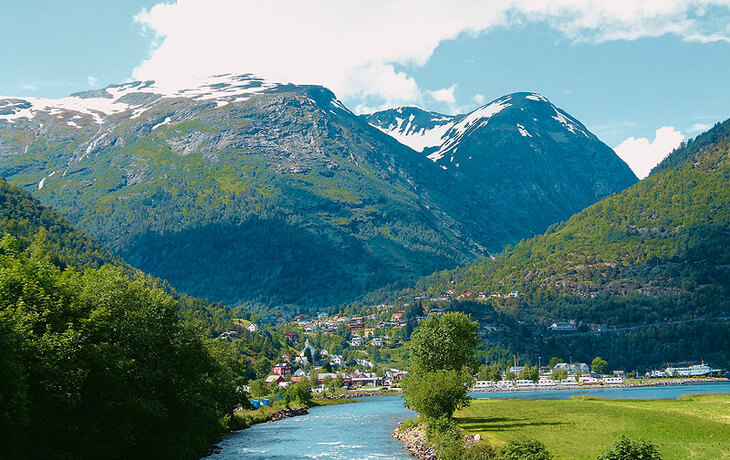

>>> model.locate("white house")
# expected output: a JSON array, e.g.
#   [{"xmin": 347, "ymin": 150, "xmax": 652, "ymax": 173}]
[
  {"xmin": 247, "ymin": 323, "xmax": 259, "ymax": 333},
  {"xmin": 602, "ymin": 377, "xmax": 624, "ymax": 384}
]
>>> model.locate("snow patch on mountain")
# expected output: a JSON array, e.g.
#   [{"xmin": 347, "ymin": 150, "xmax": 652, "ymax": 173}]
[
  {"xmin": 0, "ymin": 74, "xmax": 280, "ymax": 124},
  {"xmin": 551, "ymin": 107, "xmax": 589, "ymax": 137},
  {"xmin": 373, "ymin": 113, "xmax": 455, "ymax": 152},
  {"xmin": 428, "ymin": 97, "xmax": 511, "ymax": 161}
]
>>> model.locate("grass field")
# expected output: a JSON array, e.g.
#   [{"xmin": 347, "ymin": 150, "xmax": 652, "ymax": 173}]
[{"xmin": 454, "ymin": 394, "xmax": 730, "ymax": 459}]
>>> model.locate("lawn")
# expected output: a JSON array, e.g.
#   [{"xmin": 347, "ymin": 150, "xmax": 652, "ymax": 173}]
[{"xmin": 454, "ymin": 394, "xmax": 730, "ymax": 459}]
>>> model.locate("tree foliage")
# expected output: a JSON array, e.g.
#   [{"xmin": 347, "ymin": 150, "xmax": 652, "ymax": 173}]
[
  {"xmin": 0, "ymin": 236, "xmax": 243, "ymax": 460},
  {"xmin": 409, "ymin": 312, "xmax": 480, "ymax": 373}
]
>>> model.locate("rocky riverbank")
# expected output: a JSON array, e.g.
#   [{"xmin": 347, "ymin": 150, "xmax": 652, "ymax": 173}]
[
  {"xmin": 391, "ymin": 423, "xmax": 436, "ymax": 460},
  {"xmin": 268, "ymin": 407, "xmax": 308, "ymax": 421}
]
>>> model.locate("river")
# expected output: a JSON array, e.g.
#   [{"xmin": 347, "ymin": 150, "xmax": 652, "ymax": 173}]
[{"xmin": 205, "ymin": 382, "xmax": 730, "ymax": 459}]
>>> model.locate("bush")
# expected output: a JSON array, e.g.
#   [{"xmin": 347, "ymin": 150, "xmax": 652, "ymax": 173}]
[
  {"xmin": 597, "ymin": 437, "xmax": 663, "ymax": 460},
  {"xmin": 498, "ymin": 438, "xmax": 553, "ymax": 460}
]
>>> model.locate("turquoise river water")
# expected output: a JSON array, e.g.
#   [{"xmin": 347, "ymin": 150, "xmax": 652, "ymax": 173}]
[{"xmin": 205, "ymin": 382, "xmax": 730, "ymax": 459}]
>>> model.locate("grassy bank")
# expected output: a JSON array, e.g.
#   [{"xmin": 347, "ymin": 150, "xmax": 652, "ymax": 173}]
[
  {"xmin": 454, "ymin": 393, "xmax": 730, "ymax": 459},
  {"xmin": 229, "ymin": 397, "xmax": 354, "ymax": 430}
]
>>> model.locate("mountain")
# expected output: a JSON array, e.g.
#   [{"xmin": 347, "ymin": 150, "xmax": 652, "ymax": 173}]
[
  {"xmin": 366, "ymin": 93, "xmax": 638, "ymax": 236},
  {"xmin": 405, "ymin": 119, "xmax": 730, "ymax": 369},
  {"xmin": 0, "ymin": 77, "xmax": 634, "ymax": 311}
]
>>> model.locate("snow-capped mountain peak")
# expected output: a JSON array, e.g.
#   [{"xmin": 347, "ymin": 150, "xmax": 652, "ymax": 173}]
[{"xmin": 0, "ymin": 74, "xmax": 281, "ymax": 125}]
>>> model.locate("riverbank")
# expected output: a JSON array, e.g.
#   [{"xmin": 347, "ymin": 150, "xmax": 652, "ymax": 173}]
[
  {"xmin": 320, "ymin": 388, "xmax": 401, "ymax": 399},
  {"xmin": 229, "ymin": 397, "xmax": 353, "ymax": 431},
  {"xmin": 469, "ymin": 377, "xmax": 728, "ymax": 394},
  {"xmin": 392, "ymin": 422, "xmax": 436, "ymax": 460}
]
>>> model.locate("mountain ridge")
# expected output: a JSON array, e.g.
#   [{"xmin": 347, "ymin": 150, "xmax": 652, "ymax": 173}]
[{"xmin": 1, "ymin": 76, "xmax": 637, "ymax": 311}]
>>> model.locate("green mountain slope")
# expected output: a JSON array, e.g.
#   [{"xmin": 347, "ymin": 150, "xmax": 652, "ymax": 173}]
[
  {"xmin": 0, "ymin": 77, "xmax": 636, "ymax": 311},
  {"xmin": 409, "ymin": 119, "xmax": 730, "ymax": 369}
]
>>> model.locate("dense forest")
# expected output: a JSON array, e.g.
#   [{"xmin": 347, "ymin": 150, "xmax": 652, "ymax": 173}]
[{"xmin": 0, "ymin": 178, "xmax": 298, "ymax": 459}]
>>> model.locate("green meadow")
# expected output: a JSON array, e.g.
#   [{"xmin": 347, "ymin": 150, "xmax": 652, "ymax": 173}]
[{"xmin": 454, "ymin": 394, "xmax": 730, "ymax": 459}]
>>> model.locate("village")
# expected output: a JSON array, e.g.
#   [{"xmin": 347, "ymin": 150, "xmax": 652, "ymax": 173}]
[{"xmin": 219, "ymin": 300, "xmax": 725, "ymax": 400}]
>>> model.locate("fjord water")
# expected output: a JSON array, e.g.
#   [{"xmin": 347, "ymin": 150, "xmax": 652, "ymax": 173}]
[
  {"xmin": 470, "ymin": 381, "xmax": 730, "ymax": 400},
  {"xmin": 206, "ymin": 383, "xmax": 730, "ymax": 459}
]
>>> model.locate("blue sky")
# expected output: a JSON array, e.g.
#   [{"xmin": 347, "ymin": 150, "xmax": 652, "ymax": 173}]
[{"xmin": 2, "ymin": 1, "xmax": 729, "ymax": 177}]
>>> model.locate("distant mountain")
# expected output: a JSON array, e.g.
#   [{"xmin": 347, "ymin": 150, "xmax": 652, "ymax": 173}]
[
  {"xmin": 0, "ymin": 77, "xmax": 636, "ymax": 311},
  {"xmin": 406, "ymin": 119, "xmax": 730, "ymax": 369},
  {"xmin": 366, "ymin": 93, "xmax": 639, "ymax": 237},
  {"xmin": 364, "ymin": 106, "xmax": 461, "ymax": 154}
]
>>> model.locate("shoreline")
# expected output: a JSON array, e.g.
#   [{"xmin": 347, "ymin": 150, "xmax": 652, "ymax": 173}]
[{"xmin": 468, "ymin": 377, "xmax": 729, "ymax": 394}]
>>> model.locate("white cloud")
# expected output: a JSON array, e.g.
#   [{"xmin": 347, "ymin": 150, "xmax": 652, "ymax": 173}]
[
  {"xmin": 428, "ymin": 85, "xmax": 457, "ymax": 104},
  {"xmin": 87, "ymin": 76, "xmax": 98, "ymax": 88},
  {"xmin": 473, "ymin": 94, "xmax": 486, "ymax": 105},
  {"xmin": 132, "ymin": 0, "xmax": 730, "ymax": 108},
  {"xmin": 689, "ymin": 122, "xmax": 713, "ymax": 133},
  {"xmin": 19, "ymin": 83, "xmax": 38, "ymax": 91},
  {"xmin": 614, "ymin": 126, "xmax": 685, "ymax": 179}
]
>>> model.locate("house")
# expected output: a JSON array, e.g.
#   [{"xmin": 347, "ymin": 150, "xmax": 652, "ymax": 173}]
[
  {"xmin": 316, "ymin": 372, "xmax": 338, "ymax": 384},
  {"xmin": 548, "ymin": 321, "xmax": 577, "ymax": 332},
  {"xmin": 356, "ymin": 359, "xmax": 374, "ymax": 368},
  {"xmin": 264, "ymin": 375, "xmax": 286, "ymax": 387},
  {"xmin": 446, "ymin": 289, "xmax": 459, "ymax": 296},
  {"xmin": 217, "ymin": 330, "xmax": 239, "ymax": 341},
  {"xmin": 391, "ymin": 312, "xmax": 404, "ymax": 321},
  {"xmin": 293, "ymin": 368, "xmax": 306, "ymax": 378},
  {"xmin": 603, "ymin": 377, "xmax": 624, "ymax": 384},
  {"xmin": 351, "ymin": 335, "xmax": 363, "ymax": 347},
  {"xmin": 281, "ymin": 353, "xmax": 293, "ymax": 363},
  {"xmin": 461, "ymin": 290, "xmax": 474, "ymax": 297},
  {"xmin": 303, "ymin": 323, "xmax": 317, "ymax": 333},
  {"xmin": 507, "ymin": 290, "xmax": 521, "ymax": 298},
  {"xmin": 271, "ymin": 363, "xmax": 292, "ymax": 376},
  {"xmin": 371, "ymin": 337, "xmax": 383, "ymax": 347},
  {"xmin": 349, "ymin": 317, "xmax": 365, "ymax": 329},
  {"xmin": 330, "ymin": 355, "xmax": 344, "ymax": 366},
  {"xmin": 351, "ymin": 372, "xmax": 380, "ymax": 387},
  {"xmin": 363, "ymin": 327, "xmax": 376, "ymax": 337},
  {"xmin": 299, "ymin": 339, "xmax": 316, "ymax": 362},
  {"xmin": 284, "ymin": 331, "xmax": 298, "ymax": 341},
  {"xmin": 247, "ymin": 323, "xmax": 259, "ymax": 333}
]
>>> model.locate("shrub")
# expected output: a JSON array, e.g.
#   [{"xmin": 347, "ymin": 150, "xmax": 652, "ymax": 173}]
[
  {"xmin": 597, "ymin": 437, "xmax": 663, "ymax": 460},
  {"xmin": 498, "ymin": 438, "xmax": 554, "ymax": 460}
]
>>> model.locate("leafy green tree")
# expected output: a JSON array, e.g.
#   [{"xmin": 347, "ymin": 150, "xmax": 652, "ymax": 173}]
[
  {"xmin": 408, "ymin": 312, "xmax": 480, "ymax": 373},
  {"xmin": 551, "ymin": 369, "xmax": 568, "ymax": 381},
  {"xmin": 254, "ymin": 357, "xmax": 272, "ymax": 379},
  {"xmin": 597, "ymin": 437, "xmax": 662, "ymax": 460},
  {"xmin": 477, "ymin": 363, "xmax": 502, "ymax": 382},
  {"xmin": 402, "ymin": 369, "xmax": 474, "ymax": 419},
  {"xmin": 592, "ymin": 357, "xmax": 609, "ymax": 374},
  {"xmin": 284, "ymin": 381, "xmax": 312, "ymax": 406},
  {"xmin": 519, "ymin": 365, "xmax": 539, "ymax": 383},
  {"xmin": 548, "ymin": 357, "xmax": 562, "ymax": 368},
  {"xmin": 498, "ymin": 438, "xmax": 553, "ymax": 459},
  {"xmin": 249, "ymin": 379, "xmax": 268, "ymax": 397}
]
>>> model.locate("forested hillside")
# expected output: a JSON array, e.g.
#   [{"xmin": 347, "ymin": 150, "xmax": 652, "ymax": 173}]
[
  {"xmin": 0, "ymin": 177, "xmax": 295, "ymax": 459},
  {"xmin": 404, "ymin": 119, "xmax": 730, "ymax": 369}
]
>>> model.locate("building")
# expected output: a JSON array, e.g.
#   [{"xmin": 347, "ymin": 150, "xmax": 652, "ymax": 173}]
[
  {"xmin": 371, "ymin": 337, "xmax": 384, "ymax": 347},
  {"xmin": 548, "ymin": 321, "xmax": 577, "ymax": 332},
  {"xmin": 265, "ymin": 375, "xmax": 286, "ymax": 387},
  {"xmin": 247, "ymin": 323, "xmax": 259, "ymax": 333},
  {"xmin": 271, "ymin": 363, "xmax": 291, "ymax": 376},
  {"xmin": 351, "ymin": 335, "xmax": 363, "ymax": 347},
  {"xmin": 349, "ymin": 317, "xmax": 365, "ymax": 329}
]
